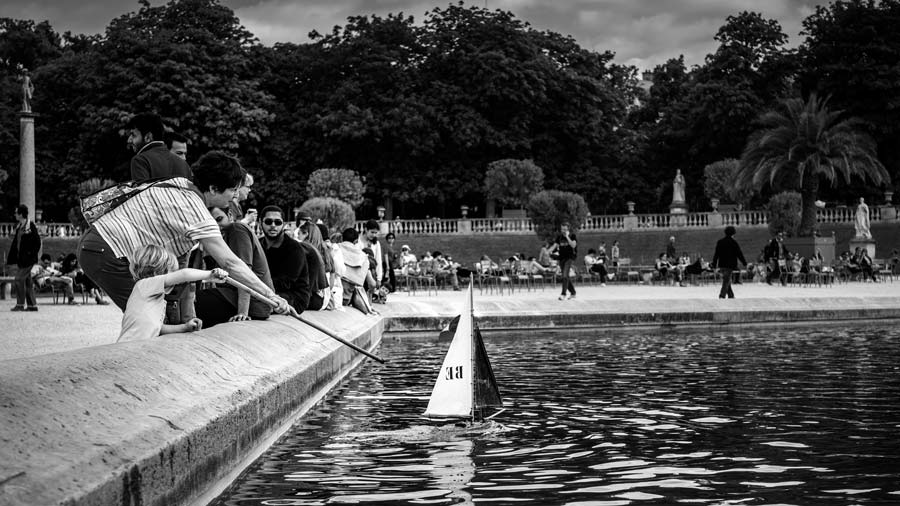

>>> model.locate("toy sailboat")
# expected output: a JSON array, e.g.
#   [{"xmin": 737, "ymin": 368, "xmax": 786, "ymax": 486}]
[{"xmin": 424, "ymin": 281, "xmax": 503, "ymax": 421}]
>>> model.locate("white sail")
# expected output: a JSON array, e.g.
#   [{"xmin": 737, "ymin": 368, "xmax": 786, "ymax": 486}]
[{"xmin": 424, "ymin": 285, "xmax": 474, "ymax": 418}]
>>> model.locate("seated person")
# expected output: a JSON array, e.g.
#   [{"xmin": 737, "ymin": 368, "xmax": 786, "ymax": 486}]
[
  {"xmin": 61, "ymin": 253, "xmax": 110, "ymax": 305},
  {"xmin": 858, "ymin": 249, "xmax": 878, "ymax": 282},
  {"xmin": 260, "ymin": 205, "xmax": 310, "ymax": 313},
  {"xmin": 32, "ymin": 254, "xmax": 79, "ymax": 305},
  {"xmin": 479, "ymin": 255, "xmax": 501, "ymax": 275},
  {"xmin": 684, "ymin": 256, "xmax": 710, "ymax": 277},
  {"xmin": 432, "ymin": 251, "xmax": 460, "ymax": 290},
  {"xmin": 296, "ymin": 220, "xmax": 331, "ymax": 311},
  {"xmin": 584, "ymin": 248, "xmax": 609, "ymax": 283},
  {"xmin": 339, "ymin": 228, "xmax": 376, "ymax": 314},
  {"xmin": 198, "ymin": 207, "xmax": 274, "ymax": 327},
  {"xmin": 399, "ymin": 245, "xmax": 419, "ymax": 275},
  {"xmin": 655, "ymin": 253, "xmax": 675, "ymax": 282},
  {"xmin": 524, "ymin": 256, "xmax": 551, "ymax": 275}
]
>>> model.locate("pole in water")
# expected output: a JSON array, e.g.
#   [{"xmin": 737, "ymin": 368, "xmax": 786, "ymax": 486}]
[{"xmin": 222, "ymin": 277, "xmax": 386, "ymax": 364}]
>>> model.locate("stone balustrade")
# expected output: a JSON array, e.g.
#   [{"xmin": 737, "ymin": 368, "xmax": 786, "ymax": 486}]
[{"xmin": 3, "ymin": 206, "xmax": 898, "ymax": 238}]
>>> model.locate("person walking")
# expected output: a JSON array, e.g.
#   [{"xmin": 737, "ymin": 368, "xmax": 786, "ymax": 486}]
[
  {"xmin": 711, "ymin": 226, "xmax": 747, "ymax": 299},
  {"xmin": 551, "ymin": 222, "xmax": 577, "ymax": 300},
  {"xmin": 6, "ymin": 205, "xmax": 41, "ymax": 311}
]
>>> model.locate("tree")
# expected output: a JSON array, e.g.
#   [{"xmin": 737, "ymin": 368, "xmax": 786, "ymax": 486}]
[
  {"xmin": 799, "ymin": 0, "xmax": 900, "ymax": 186},
  {"xmin": 702, "ymin": 159, "xmax": 753, "ymax": 206},
  {"xmin": 306, "ymin": 168, "xmax": 366, "ymax": 208},
  {"xmin": 526, "ymin": 190, "xmax": 589, "ymax": 243},
  {"xmin": 298, "ymin": 197, "xmax": 356, "ymax": 234},
  {"xmin": 483, "ymin": 159, "xmax": 544, "ymax": 209},
  {"xmin": 767, "ymin": 191, "xmax": 802, "ymax": 236},
  {"xmin": 736, "ymin": 94, "xmax": 889, "ymax": 236}
]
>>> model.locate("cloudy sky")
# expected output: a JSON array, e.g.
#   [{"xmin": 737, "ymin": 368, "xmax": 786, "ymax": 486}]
[{"xmin": 1, "ymin": 0, "xmax": 827, "ymax": 70}]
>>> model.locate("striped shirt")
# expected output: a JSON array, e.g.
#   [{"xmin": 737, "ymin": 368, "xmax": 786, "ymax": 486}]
[{"xmin": 94, "ymin": 178, "xmax": 220, "ymax": 260}]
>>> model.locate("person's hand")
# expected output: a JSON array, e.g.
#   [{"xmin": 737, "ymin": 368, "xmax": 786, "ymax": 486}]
[
  {"xmin": 209, "ymin": 268, "xmax": 229, "ymax": 282},
  {"xmin": 184, "ymin": 318, "xmax": 203, "ymax": 332},
  {"xmin": 270, "ymin": 294, "xmax": 293, "ymax": 315},
  {"xmin": 228, "ymin": 314, "xmax": 251, "ymax": 322}
]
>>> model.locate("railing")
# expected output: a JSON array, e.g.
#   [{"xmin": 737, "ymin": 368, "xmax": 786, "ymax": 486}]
[
  {"xmin": 3, "ymin": 207, "xmax": 896, "ymax": 238},
  {"xmin": 0, "ymin": 222, "xmax": 81, "ymax": 238}
]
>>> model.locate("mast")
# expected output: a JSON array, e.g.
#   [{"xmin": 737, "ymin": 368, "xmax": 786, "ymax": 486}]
[{"xmin": 469, "ymin": 278, "xmax": 475, "ymax": 422}]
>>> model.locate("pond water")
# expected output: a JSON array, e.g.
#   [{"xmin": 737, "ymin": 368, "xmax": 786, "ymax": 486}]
[{"xmin": 212, "ymin": 324, "xmax": 900, "ymax": 505}]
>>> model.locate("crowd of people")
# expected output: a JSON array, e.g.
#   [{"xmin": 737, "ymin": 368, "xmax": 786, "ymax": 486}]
[{"xmin": 4, "ymin": 114, "xmax": 894, "ymax": 333}]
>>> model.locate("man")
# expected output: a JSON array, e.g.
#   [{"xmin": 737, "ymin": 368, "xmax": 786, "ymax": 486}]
[
  {"xmin": 229, "ymin": 173, "xmax": 253, "ymax": 221},
  {"xmin": 711, "ymin": 226, "xmax": 747, "ymax": 299},
  {"xmin": 126, "ymin": 113, "xmax": 192, "ymax": 181},
  {"xmin": 260, "ymin": 205, "xmax": 310, "ymax": 313},
  {"xmin": 77, "ymin": 151, "xmax": 290, "ymax": 316},
  {"xmin": 6, "ymin": 205, "xmax": 41, "ymax": 311},
  {"xmin": 764, "ymin": 231, "xmax": 790, "ymax": 286},
  {"xmin": 666, "ymin": 236, "xmax": 677, "ymax": 260},
  {"xmin": 164, "ymin": 131, "xmax": 189, "ymax": 160},
  {"xmin": 432, "ymin": 251, "xmax": 460, "ymax": 290},
  {"xmin": 33, "ymin": 254, "xmax": 79, "ymax": 305},
  {"xmin": 358, "ymin": 220, "xmax": 383, "ymax": 288},
  {"xmin": 550, "ymin": 222, "xmax": 577, "ymax": 300}
]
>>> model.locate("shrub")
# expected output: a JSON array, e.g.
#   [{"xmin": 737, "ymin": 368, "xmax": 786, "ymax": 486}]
[
  {"xmin": 702, "ymin": 159, "xmax": 753, "ymax": 206},
  {"xmin": 484, "ymin": 159, "xmax": 545, "ymax": 208},
  {"xmin": 526, "ymin": 190, "xmax": 589, "ymax": 243},
  {"xmin": 767, "ymin": 191, "xmax": 802, "ymax": 237},
  {"xmin": 298, "ymin": 197, "xmax": 356, "ymax": 233},
  {"xmin": 306, "ymin": 168, "xmax": 365, "ymax": 208}
]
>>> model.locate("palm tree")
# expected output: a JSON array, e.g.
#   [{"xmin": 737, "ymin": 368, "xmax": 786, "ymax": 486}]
[{"xmin": 736, "ymin": 94, "xmax": 889, "ymax": 236}]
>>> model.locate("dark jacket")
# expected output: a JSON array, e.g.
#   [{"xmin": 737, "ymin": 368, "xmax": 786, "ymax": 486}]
[
  {"xmin": 299, "ymin": 242, "xmax": 328, "ymax": 294},
  {"xmin": 6, "ymin": 222, "xmax": 41, "ymax": 268},
  {"xmin": 131, "ymin": 142, "xmax": 193, "ymax": 182},
  {"xmin": 763, "ymin": 238, "xmax": 788, "ymax": 261},
  {"xmin": 263, "ymin": 235, "xmax": 310, "ymax": 313},
  {"xmin": 712, "ymin": 236, "xmax": 747, "ymax": 270},
  {"xmin": 219, "ymin": 222, "xmax": 273, "ymax": 319}
]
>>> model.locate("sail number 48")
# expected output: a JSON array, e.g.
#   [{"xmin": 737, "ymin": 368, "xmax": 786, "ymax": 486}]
[{"xmin": 445, "ymin": 365, "xmax": 464, "ymax": 380}]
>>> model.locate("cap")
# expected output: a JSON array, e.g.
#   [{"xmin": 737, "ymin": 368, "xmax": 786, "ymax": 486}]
[{"xmin": 401, "ymin": 244, "xmax": 410, "ymax": 250}]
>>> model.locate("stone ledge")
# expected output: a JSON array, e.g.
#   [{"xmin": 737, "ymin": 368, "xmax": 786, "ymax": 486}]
[{"xmin": 0, "ymin": 311, "xmax": 382, "ymax": 506}]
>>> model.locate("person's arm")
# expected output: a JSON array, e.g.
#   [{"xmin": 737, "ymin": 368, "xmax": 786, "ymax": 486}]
[
  {"xmin": 374, "ymin": 243, "xmax": 383, "ymax": 284},
  {"xmin": 293, "ymin": 249, "xmax": 310, "ymax": 312},
  {"xmin": 160, "ymin": 318, "xmax": 203, "ymax": 335},
  {"xmin": 227, "ymin": 226, "xmax": 256, "ymax": 320},
  {"xmin": 200, "ymin": 236, "xmax": 291, "ymax": 314}
]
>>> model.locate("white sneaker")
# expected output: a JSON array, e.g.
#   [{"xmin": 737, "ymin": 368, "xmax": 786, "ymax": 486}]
[
  {"xmin": 601, "ymin": 283, "xmax": 606, "ymax": 287},
  {"xmin": 568, "ymin": 294, "xmax": 576, "ymax": 300},
  {"xmin": 558, "ymin": 295, "xmax": 566, "ymax": 301}
]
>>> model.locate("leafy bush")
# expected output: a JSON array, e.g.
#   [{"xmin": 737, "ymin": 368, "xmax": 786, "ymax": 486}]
[
  {"xmin": 306, "ymin": 168, "xmax": 365, "ymax": 209},
  {"xmin": 526, "ymin": 190, "xmax": 589, "ymax": 242},
  {"xmin": 484, "ymin": 159, "xmax": 545, "ymax": 208},
  {"xmin": 298, "ymin": 197, "xmax": 356, "ymax": 233},
  {"xmin": 702, "ymin": 159, "xmax": 753, "ymax": 206},
  {"xmin": 767, "ymin": 191, "xmax": 801, "ymax": 237}
]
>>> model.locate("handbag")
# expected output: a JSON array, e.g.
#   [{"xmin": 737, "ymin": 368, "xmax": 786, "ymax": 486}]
[{"xmin": 80, "ymin": 178, "xmax": 178, "ymax": 225}]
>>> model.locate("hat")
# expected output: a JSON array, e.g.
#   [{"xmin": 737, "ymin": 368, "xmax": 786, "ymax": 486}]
[{"xmin": 401, "ymin": 244, "xmax": 410, "ymax": 250}]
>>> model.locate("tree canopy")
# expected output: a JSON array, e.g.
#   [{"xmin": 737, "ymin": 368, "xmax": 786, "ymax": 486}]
[{"xmin": 0, "ymin": 0, "xmax": 897, "ymax": 220}]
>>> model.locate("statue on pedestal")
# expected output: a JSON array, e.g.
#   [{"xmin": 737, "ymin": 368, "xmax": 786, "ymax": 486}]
[
  {"xmin": 21, "ymin": 69, "xmax": 34, "ymax": 113},
  {"xmin": 671, "ymin": 169, "xmax": 685, "ymax": 204},
  {"xmin": 854, "ymin": 197, "xmax": 871, "ymax": 239}
]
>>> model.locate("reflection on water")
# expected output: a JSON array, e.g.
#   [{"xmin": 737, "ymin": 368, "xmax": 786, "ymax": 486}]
[{"xmin": 212, "ymin": 324, "xmax": 900, "ymax": 505}]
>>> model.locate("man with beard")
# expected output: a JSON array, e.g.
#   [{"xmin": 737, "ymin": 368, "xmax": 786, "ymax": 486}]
[
  {"xmin": 125, "ymin": 113, "xmax": 192, "ymax": 181},
  {"xmin": 261, "ymin": 205, "xmax": 310, "ymax": 313}
]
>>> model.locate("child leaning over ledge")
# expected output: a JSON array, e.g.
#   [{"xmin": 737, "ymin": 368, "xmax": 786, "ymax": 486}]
[{"xmin": 118, "ymin": 244, "xmax": 227, "ymax": 342}]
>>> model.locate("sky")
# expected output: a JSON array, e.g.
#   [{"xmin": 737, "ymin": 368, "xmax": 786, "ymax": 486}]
[{"xmin": 1, "ymin": 0, "xmax": 828, "ymax": 70}]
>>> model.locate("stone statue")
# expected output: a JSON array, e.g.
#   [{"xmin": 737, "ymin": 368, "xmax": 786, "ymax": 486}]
[
  {"xmin": 855, "ymin": 197, "xmax": 871, "ymax": 239},
  {"xmin": 21, "ymin": 70, "xmax": 34, "ymax": 113},
  {"xmin": 671, "ymin": 169, "xmax": 685, "ymax": 204}
]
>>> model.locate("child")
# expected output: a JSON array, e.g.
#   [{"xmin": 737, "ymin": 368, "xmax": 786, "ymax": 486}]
[{"xmin": 118, "ymin": 244, "xmax": 228, "ymax": 342}]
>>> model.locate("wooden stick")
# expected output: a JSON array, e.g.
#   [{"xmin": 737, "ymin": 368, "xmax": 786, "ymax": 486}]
[{"xmin": 223, "ymin": 277, "xmax": 386, "ymax": 364}]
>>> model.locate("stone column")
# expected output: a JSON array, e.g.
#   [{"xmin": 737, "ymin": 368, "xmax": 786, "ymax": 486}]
[{"xmin": 19, "ymin": 112, "xmax": 36, "ymax": 220}]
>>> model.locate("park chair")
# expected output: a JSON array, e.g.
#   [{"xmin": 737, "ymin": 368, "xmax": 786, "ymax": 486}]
[
  {"xmin": 408, "ymin": 260, "xmax": 438, "ymax": 296},
  {"xmin": 617, "ymin": 258, "xmax": 640, "ymax": 284}
]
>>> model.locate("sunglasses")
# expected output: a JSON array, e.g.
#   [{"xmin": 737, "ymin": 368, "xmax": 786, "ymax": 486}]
[{"xmin": 263, "ymin": 218, "xmax": 284, "ymax": 226}]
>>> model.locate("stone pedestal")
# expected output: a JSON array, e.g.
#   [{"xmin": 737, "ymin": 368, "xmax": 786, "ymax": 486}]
[
  {"xmin": 458, "ymin": 219, "xmax": 472, "ymax": 235},
  {"xmin": 708, "ymin": 211, "xmax": 723, "ymax": 228},
  {"xmin": 849, "ymin": 236, "xmax": 876, "ymax": 258},
  {"xmin": 669, "ymin": 201, "xmax": 687, "ymax": 226},
  {"xmin": 880, "ymin": 205, "xmax": 897, "ymax": 221},
  {"xmin": 19, "ymin": 112, "xmax": 36, "ymax": 219}
]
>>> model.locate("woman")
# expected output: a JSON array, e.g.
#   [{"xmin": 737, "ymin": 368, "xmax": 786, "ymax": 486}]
[
  {"xmin": 7, "ymin": 204, "xmax": 40, "ymax": 311},
  {"xmin": 297, "ymin": 220, "xmax": 330, "ymax": 311},
  {"xmin": 197, "ymin": 207, "xmax": 274, "ymax": 327},
  {"xmin": 384, "ymin": 232, "xmax": 398, "ymax": 292},
  {"xmin": 61, "ymin": 253, "xmax": 110, "ymax": 305}
]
